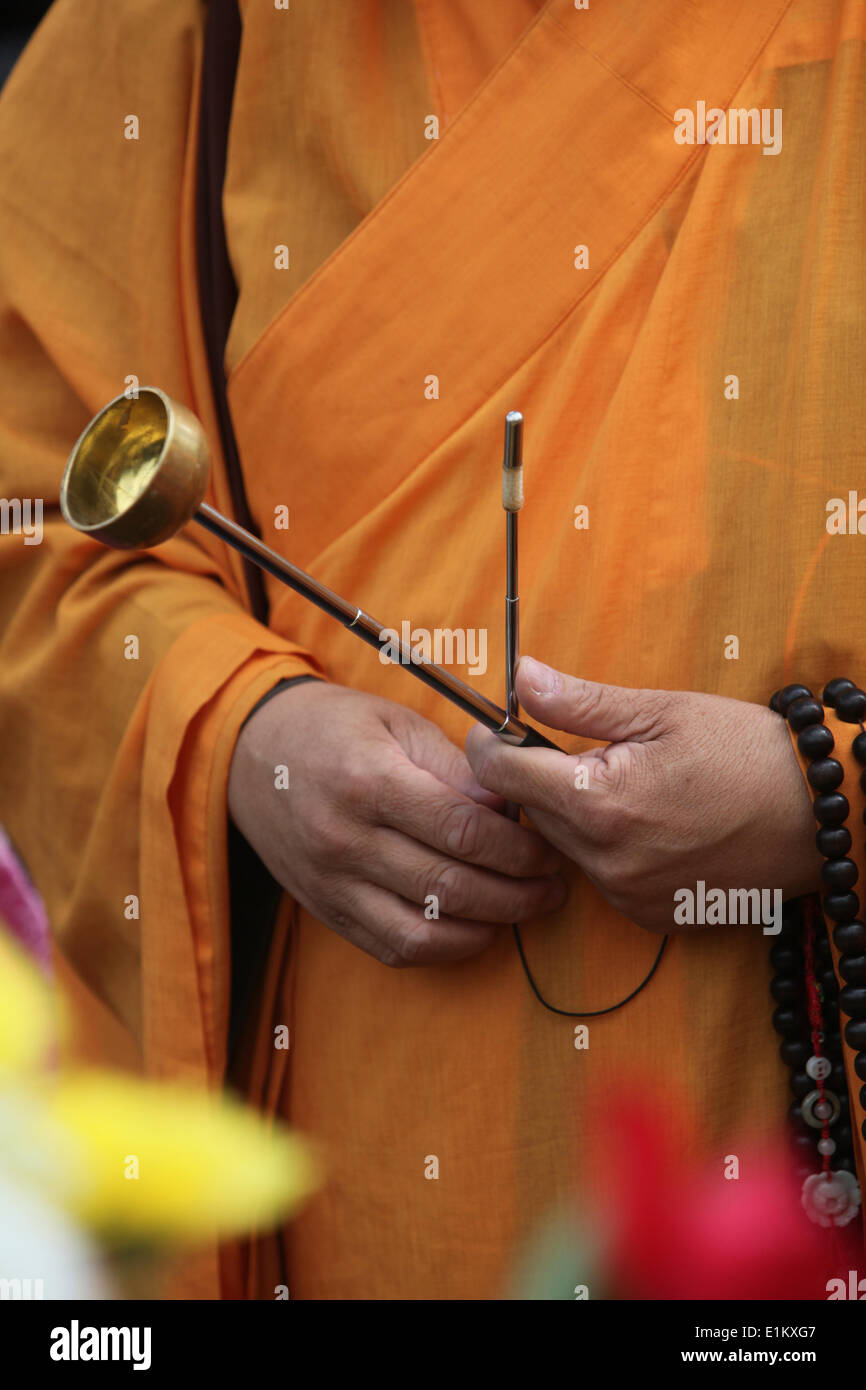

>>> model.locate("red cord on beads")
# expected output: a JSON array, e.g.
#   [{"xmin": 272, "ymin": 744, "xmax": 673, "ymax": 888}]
[
  {"xmin": 803, "ymin": 895, "xmax": 833, "ymax": 1175},
  {"xmin": 803, "ymin": 893, "xmax": 850, "ymax": 1273}
]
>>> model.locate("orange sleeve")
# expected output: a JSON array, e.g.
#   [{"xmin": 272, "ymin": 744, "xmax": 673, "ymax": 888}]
[{"xmin": 0, "ymin": 0, "xmax": 324, "ymax": 1087}]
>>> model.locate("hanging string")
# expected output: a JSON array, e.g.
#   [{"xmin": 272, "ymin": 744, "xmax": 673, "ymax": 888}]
[{"xmin": 512, "ymin": 920, "xmax": 669, "ymax": 1019}]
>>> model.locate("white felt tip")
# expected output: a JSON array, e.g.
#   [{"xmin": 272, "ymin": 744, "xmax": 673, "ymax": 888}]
[{"xmin": 502, "ymin": 465, "xmax": 524, "ymax": 512}]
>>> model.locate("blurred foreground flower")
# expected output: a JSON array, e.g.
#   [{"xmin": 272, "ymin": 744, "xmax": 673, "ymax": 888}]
[
  {"xmin": 0, "ymin": 1168, "xmax": 108, "ymax": 1300},
  {"xmin": 0, "ymin": 827, "xmax": 51, "ymax": 973},
  {"xmin": 601, "ymin": 1089, "xmax": 843, "ymax": 1300},
  {"xmin": 48, "ymin": 1072, "xmax": 318, "ymax": 1241},
  {"xmin": 512, "ymin": 1083, "xmax": 857, "ymax": 1300},
  {"xmin": 0, "ymin": 925, "xmax": 57, "ymax": 1074},
  {"xmin": 0, "ymin": 912, "xmax": 319, "ymax": 1285}
]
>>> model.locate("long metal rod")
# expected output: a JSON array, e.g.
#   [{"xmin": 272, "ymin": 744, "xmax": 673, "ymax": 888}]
[
  {"xmin": 194, "ymin": 502, "xmax": 562, "ymax": 751},
  {"xmin": 503, "ymin": 412, "xmax": 525, "ymax": 814}
]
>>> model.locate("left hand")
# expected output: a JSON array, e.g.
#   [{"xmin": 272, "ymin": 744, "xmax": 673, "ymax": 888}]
[{"xmin": 464, "ymin": 656, "xmax": 824, "ymax": 933}]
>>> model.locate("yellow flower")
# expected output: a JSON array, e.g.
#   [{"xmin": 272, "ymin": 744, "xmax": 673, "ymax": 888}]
[
  {"xmin": 48, "ymin": 1072, "xmax": 320, "ymax": 1241},
  {"xmin": 0, "ymin": 929, "xmax": 56, "ymax": 1074},
  {"xmin": 0, "ymin": 922, "xmax": 320, "ymax": 1243}
]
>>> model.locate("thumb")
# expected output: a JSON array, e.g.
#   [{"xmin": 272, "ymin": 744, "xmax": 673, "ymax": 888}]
[{"xmin": 515, "ymin": 656, "xmax": 669, "ymax": 743}]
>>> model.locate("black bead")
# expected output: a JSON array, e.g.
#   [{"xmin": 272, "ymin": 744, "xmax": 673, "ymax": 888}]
[
  {"xmin": 836, "ymin": 1123, "xmax": 853, "ymax": 1152},
  {"xmin": 779, "ymin": 684, "xmax": 815, "ymax": 715},
  {"xmin": 835, "ymin": 1156, "xmax": 857, "ymax": 1173},
  {"xmin": 820, "ymin": 967, "xmax": 839, "ymax": 995},
  {"xmin": 787, "ymin": 697, "xmax": 825, "ymax": 732},
  {"xmin": 789, "ymin": 1070, "xmax": 814, "ymax": 1099},
  {"xmin": 835, "ymin": 687, "xmax": 866, "ymax": 723},
  {"xmin": 839, "ymin": 952, "xmax": 866, "ymax": 983},
  {"xmin": 825, "ymin": 1030, "xmax": 843, "ymax": 1054},
  {"xmin": 861, "ymin": 1118, "xmax": 866, "ymax": 1142},
  {"xmin": 790, "ymin": 1132, "xmax": 816, "ymax": 1160},
  {"xmin": 822, "ymin": 857, "xmax": 859, "ymax": 890},
  {"xmin": 860, "ymin": 1085, "xmax": 866, "ymax": 1110},
  {"xmin": 845, "ymin": 1017, "xmax": 866, "ymax": 1049},
  {"xmin": 817, "ymin": 928, "xmax": 839, "ymax": 961},
  {"xmin": 817, "ymin": 825, "xmax": 852, "ymax": 857},
  {"xmin": 854, "ymin": 1052, "xmax": 866, "ymax": 1082},
  {"xmin": 853, "ymin": 732, "xmax": 866, "ymax": 765},
  {"xmin": 773, "ymin": 1006, "xmax": 807, "ymax": 1038},
  {"xmin": 861, "ymin": 770, "xmax": 866, "ymax": 796},
  {"xmin": 839, "ymin": 984, "xmax": 866, "ymax": 1018},
  {"xmin": 769, "ymin": 690, "xmax": 782, "ymax": 713},
  {"xmin": 823, "ymin": 890, "xmax": 860, "ymax": 921},
  {"xmin": 823, "ymin": 1000, "xmax": 840, "ymax": 1028},
  {"xmin": 770, "ymin": 975, "xmax": 802, "ymax": 1004},
  {"xmin": 823, "ymin": 678, "xmax": 856, "ymax": 707},
  {"xmin": 807, "ymin": 757, "xmax": 845, "ymax": 791},
  {"xmin": 830, "ymin": 1062, "xmax": 846, "ymax": 1091},
  {"xmin": 779, "ymin": 1038, "xmax": 809, "ymax": 1068},
  {"xmin": 834, "ymin": 920, "xmax": 866, "ymax": 953},
  {"xmin": 770, "ymin": 944, "xmax": 802, "ymax": 973},
  {"xmin": 787, "ymin": 1100, "xmax": 805, "ymax": 1128},
  {"xmin": 813, "ymin": 792, "xmax": 849, "ymax": 825},
  {"xmin": 799, "ymin": 724, "xmax": 835, "ymax": 759}
]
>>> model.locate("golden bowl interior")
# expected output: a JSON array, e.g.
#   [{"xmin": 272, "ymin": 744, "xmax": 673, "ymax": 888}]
[{"xmin": 61, "ymin": 390, "xmax": 169, "ymax": 532}]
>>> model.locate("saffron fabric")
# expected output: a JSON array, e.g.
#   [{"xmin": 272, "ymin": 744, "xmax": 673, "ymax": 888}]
[{"xmin": 0, "ymin": 0, "xmax": 865, "ymax": 1299}]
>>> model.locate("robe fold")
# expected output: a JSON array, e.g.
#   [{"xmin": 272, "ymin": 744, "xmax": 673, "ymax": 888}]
[{"xmin": 1, "ymin": 0, "xmax": 866, "ymax": 1299}]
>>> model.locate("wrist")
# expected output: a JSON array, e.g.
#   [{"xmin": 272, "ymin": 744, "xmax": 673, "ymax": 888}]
[
  {"xmin": 238, "ymin": 674, "xmax": 324, "ymax": 733},
  {"xmin": 229, "ymin": 675, "xmax": 325, "ymax": 832}
]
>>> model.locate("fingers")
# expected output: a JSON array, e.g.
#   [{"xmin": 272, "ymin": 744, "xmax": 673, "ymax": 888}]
[
  {"xmin": 373, "ymin": 756, "xmax": 563, "ymax": 877},
  {"xmin": 394, "ymin": 710, "xmax": 506, "ymax": 810},
  {"xmin": 465, "ymin": 722, "xmax": 595, "ymax": 817},
  {"xmin": 323, "ymin": 877, "xmax": 500, "ymax": 967},
  {"xmin": 362, "ymin": 824, "xmax": 567, "ymax": 923},
  {"xmin": 514, "ymin": 655, "xmax": 669, "ymax": 744}
]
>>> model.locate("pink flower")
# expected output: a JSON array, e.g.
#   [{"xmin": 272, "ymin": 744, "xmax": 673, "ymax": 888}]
[{"xmin": 0, "ymin": 826, "xmax": 51, "ymax": 973}]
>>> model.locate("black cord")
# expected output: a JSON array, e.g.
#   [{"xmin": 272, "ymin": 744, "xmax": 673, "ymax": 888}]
[{"xmin": 512, "ymin": 921, "xmax": 669, "ymax": 1018}]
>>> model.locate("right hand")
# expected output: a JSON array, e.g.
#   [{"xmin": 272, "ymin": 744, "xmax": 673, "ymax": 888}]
[{"xmin": 227, "ymin": 680, "xmax": 567, "ymax": 968}]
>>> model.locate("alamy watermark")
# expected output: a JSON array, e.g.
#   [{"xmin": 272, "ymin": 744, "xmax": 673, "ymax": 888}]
[
  {"xmin": 674, "ymin": 102, "xmax": 782, "ymax": 157},
  {"xmin": 0, "ymin": 497, "xmax": 42, "ymax": 544},
  {"xmin": 674, "ymin": 880, "xmax": 782, "ymax": 935},
  {"xmin": 379, "ymin": 622, "xmax": 487, "ymax": 677}
]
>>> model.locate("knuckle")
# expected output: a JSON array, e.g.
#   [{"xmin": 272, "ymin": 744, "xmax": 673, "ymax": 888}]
[
  {"xmin": 424, "ymin": 860, "xmax": 463, "ymax": 910},
  {"xmin": 374, "ymin": 754, "xmax": 410, "ymax": 818},
  {"xmin": 440, "ymin": 803, "xmax": 480, "ymax": 859},
  {"xmin": 377, "ymin": 945, "xmax": 410, "ymax": 969},
  {"xmin": 342, "ymin": 758, "xmax": 374, "ymax": 811},
  {"xmin": 327, "ymin": 905, "xmax": 358, "ymax": 939},
  {"xmin": 306, "ymin": 811, "xmax": 347, "ymax": 861},
  {"xmin": 472, "ymin": 745, "xmax": 498, "ymax": 790},
  {"xmin": 591, "ymin": 745, "xmax": 632, "ymax": 797},
  {"xmin": 396, "ymin": 920, "xmax": 436, "ymax": 964},
  {"xmin": 305, "ymin": 811, "xmax": 368, "ymax": 867}
]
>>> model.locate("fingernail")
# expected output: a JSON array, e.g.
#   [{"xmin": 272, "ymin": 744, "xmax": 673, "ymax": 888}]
[{"xmin": 523, "ymin": 656, "xmax": 558, "ymax": 695}]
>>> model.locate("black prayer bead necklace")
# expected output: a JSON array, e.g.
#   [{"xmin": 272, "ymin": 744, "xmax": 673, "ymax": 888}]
[{"xmin": 768, "ymin": 678, "xmax": 866, "ymax": 1228}]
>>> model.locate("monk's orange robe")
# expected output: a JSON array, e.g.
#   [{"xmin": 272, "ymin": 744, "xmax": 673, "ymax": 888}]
[{"xmin": 1, "ymin": 0, "xmax": 866, "ymax": 1298}]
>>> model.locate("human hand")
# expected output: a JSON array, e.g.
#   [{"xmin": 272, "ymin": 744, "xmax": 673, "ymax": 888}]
[
  {"xmin": 464, "ymin": 657, "xmax": 823, "ymax": 934},
  {"xmin": 228, "ymin": 680, "xmax": 566, "ymax": 966}
]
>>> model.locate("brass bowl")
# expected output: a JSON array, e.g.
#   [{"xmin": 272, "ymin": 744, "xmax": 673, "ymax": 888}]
[{"xmin": 60, "ymin": 387, "xmax": 210, "ymax": 549}]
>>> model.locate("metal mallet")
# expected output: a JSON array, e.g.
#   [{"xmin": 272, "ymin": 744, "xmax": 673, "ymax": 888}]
[{"xmin": 59, "ymin": 388, "xmax": 564, "ymax": 751}]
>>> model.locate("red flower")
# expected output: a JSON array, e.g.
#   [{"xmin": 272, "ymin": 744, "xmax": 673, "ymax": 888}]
[{"xmin": 598, "ymin": 1085, "xmax": 854, "ymax": 1300}]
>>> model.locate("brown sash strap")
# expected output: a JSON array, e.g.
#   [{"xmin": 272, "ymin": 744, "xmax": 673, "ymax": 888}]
[
  {"xmin": 195, "ymin": 0, "xmax": 268, "ymax": 626},
  {"xmin": 196, "ymin": 0, "xmax": 283, "ymax": 1065}
]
